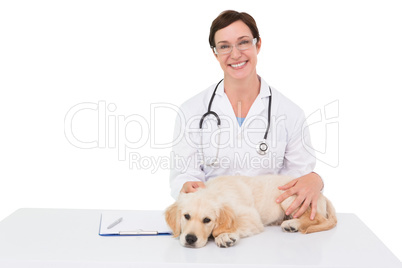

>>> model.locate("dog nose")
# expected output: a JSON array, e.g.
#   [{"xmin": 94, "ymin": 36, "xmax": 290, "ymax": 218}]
[{"xmin": 185, "ymin": 234, "xmax": 198, "ymax": 245}]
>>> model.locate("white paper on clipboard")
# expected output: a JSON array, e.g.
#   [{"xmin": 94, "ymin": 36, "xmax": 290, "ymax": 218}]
[{"xmin": 99, "ymin": 210, "xmax": 172, "ymax": 236}]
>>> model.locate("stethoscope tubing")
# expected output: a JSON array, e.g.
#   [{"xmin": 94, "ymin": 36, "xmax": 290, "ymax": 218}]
[{"xmin": 199, "ymin": 79, "xmax": 272, "ymax": 166}]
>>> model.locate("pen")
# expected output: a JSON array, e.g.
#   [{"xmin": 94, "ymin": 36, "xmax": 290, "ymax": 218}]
[{"xmin": 107, "ymin": 217, "xmax": 123, "ymax": 229}]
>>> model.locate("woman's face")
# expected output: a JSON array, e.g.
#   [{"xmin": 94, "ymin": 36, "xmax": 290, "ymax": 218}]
[{"xmin": 213, "ymin": 20, "xmax": 261, "ymax": 81}]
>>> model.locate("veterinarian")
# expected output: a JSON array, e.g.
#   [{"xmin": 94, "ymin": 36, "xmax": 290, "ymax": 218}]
[{"xmin": 170, "ymin": 10, "xmax": 324, "ymax": 220}]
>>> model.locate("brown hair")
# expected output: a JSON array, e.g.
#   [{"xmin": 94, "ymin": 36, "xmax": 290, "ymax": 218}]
[{"xmin": 209, "ymin": 10, "xmax": 260, "ymax": 48}]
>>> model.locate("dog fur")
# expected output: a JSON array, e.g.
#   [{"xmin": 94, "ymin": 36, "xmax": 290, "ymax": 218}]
[{"xmin": 165, "ymin": 175, "xmax": 337, "ymax": 248}]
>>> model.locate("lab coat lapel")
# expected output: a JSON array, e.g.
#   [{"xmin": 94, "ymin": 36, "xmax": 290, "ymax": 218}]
[
  {"xmin": 214, "ymin": 80, "xmax": 239, "ymax": 130},
  {"xmin": 242, "ymin": 79, "xmax": 271, "ymax": 129},
  {"xmin": 242, "ymin": 97, "xmax": 265, "ymax": 129}
]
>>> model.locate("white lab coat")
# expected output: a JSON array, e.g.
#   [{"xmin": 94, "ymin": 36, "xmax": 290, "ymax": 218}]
[{"xmin": 170, "ymin": 77, "xmax": 316, "ymax": 199}]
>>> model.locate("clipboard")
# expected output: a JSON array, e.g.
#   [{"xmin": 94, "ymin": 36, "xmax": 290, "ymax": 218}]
[{"xmin": 99, "ymin": 210, "xmax": 172, "ymax": 236}]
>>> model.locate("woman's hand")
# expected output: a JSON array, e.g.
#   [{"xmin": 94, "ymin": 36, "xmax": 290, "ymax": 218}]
[
  {"xmin": 180, "ymin": 181, "xmax": 206, "ymax": 194},
  {"xmin": 276, "ymin": 172, "xmax": 323, "ymax": 220}
]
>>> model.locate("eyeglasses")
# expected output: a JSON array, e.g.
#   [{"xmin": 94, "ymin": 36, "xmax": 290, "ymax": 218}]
[{"xmin": 212, "ymin": 37, "xmax": 257, "ymax": 55}]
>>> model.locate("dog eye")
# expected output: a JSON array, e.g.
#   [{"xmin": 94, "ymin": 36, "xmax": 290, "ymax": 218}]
[
  {"xmin": 184, "ymin": 214, "xmax": 190, "ymax": 220},
  {"xmin": 203, "ymin": 217, "xmax": 211, "ymax": 224}
]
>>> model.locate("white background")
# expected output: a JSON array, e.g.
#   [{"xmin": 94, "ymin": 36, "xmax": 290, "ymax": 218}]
[{"xmin": 1, "ymin": 0, "xmax": 401, "ymax": 261}]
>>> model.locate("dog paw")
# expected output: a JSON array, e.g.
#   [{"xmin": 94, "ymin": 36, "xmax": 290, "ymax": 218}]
[
  {"xmin": 281, "ymin": 219, "xmax": 300, "ymax": 233},
  {"xmin": 215, "ymin": 233, "xmax": 239, "ymax": 248}
]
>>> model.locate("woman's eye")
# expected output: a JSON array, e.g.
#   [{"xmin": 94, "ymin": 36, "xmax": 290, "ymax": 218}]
[
  {"xmin": 184, "ymin": 214, "xmax": 190, "ymax": 220},
  {"xmin": 219, "ymin": 45, "xmax": 230, "ymax": 50},
  {"xmin": 203, "ymin": 217, "xmax": 211, "ymax": 223}
]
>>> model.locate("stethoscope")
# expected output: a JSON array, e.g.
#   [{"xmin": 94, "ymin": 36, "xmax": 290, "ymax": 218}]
[{"xmin": 199, "ymin": 79, "xmax": 272, "ymax": 166}]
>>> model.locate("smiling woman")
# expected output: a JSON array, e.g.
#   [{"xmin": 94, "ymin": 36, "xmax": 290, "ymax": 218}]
[{"xmin": 170, "ymin": 10, "xmax": 324, "ymax": 222}]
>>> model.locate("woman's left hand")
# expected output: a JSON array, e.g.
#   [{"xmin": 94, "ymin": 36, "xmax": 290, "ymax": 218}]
[{"xmin": 275, "ymin": 172, "xmax": 324, "ymax": 220}]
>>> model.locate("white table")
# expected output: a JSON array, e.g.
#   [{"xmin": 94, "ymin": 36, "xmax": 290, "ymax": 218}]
[{"xmin": 0, "ymin": 208, "xmax": 400, "ymax": 268}]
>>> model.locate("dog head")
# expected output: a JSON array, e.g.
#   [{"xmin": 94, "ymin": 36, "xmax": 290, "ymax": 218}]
[{"xmin": 165, "ymin": 191, "xmax": 237, "ymax": 248}]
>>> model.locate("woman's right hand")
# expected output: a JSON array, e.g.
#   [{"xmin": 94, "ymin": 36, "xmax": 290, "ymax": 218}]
[{"xmin": 180, "ymin": 181, "xmax": 206, "ymax": 193}]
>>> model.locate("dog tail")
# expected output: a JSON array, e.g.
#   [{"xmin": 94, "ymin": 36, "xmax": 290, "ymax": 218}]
[{"xmin": 303, "ymin": 197, "xmax": 337, "ymax": 234}]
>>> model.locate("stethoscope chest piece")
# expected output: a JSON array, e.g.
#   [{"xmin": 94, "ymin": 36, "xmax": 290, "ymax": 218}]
[{"xmin": 257, "ymin": 140, "xmax": 268, "ymax": 155}]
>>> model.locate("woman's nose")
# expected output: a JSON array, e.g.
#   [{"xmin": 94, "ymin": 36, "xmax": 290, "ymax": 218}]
[{"xmin": 230, "ymin": 46, "xmax": 242, "ymax": 59}]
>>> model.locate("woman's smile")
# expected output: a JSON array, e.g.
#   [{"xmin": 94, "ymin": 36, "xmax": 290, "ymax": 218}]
[{"xmin": 229, "ymin": 61, "xmax": 248, "ymax": 69}]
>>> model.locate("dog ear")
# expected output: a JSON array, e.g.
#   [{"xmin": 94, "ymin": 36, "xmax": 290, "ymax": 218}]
[
  {"xmin": 212, "ymin": 205, "xmax": 238, "ymax": 237},
  {"xmin": 165, "ymin": 202, "xmax": 181, "ymax": 237}
]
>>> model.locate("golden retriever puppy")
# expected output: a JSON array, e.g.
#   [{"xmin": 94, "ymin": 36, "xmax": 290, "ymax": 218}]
[{"xmin": 165, "ymin": 175, "xmax": 336, "ymax": 248}]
